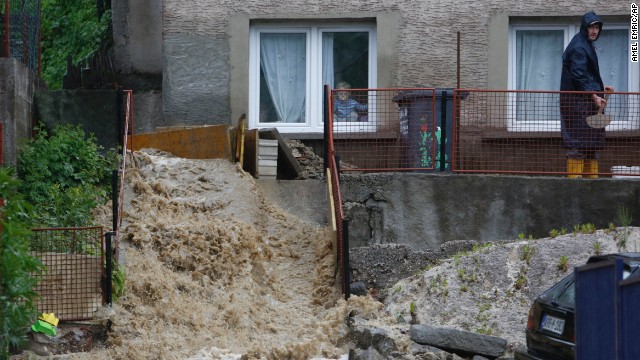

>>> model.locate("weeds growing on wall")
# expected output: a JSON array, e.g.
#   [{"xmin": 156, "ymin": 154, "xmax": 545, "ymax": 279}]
[{"xmin": 0, "ymin": 168, "xmax": 44, "ymax": 359}]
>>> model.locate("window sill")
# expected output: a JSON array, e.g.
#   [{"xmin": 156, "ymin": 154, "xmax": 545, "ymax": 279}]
[{"xmin": 479, "ymin": 129, "xmax": 640, "ymax": 141}]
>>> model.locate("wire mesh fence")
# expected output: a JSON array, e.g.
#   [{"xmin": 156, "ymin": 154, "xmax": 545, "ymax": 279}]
[
  {"xmin": 454, "ymin": 89, "xmax": 640, "ymax": 177},
  {"xmin": 329, "ymin": 87, "xmax": 438, "ymax": 172},
  {"xmin": 2, "ymin": 0, "xmax": 41, "ymax": 73},
  {"xmin": 31, "ymin": 226, "xmax": 104, "ymax": 321}
]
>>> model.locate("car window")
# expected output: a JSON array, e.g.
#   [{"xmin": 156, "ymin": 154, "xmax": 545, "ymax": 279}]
[
  {"xmin": 557, "ymin": 281, "xmax": 575, "ymax": 304},
  {"xmin": 543, "ymin": 274, "xmax": 574, "ymax": 301},
  {"xmin": 553, "ymin": 267, "xmax": 634, "ymax": 305}
]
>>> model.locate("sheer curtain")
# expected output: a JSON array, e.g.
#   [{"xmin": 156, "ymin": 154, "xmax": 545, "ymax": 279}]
[
  {"xmin": 322, "ymin": 33, "xmax": 334, "ymax": 88},
  {"xmin": 596, "ymin": 29, "xmax": 628, "ymax": 120},
  {"xmin": 516, "ymin": 30, "xmax": 564, "ymax": 122},
  {"xmin": 260, "ymin": 33, "xmax": 307, "ymax": 123}
]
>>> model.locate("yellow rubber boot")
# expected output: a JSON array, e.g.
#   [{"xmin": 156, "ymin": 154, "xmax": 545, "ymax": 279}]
[
  {"xmin": 567, "ymin": 159, "xmax": 583, "ymax": 178},
  {"xmin": 584, "ymin": 159, "xmax": 598, "ymax": 179}
]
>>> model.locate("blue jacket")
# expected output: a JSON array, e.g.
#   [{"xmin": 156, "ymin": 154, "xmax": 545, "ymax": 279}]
[
  {"xmin": 559, "ymin": 12, "xmax": 605, "ymax": 151},
  {"xmin": 560, "ymin": 11, "xmax": 604, "ymax": 92}
]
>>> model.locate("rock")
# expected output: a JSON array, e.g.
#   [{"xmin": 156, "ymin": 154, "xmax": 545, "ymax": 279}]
[
  {"xmin": 409, "ymin": 342, "xmax": 446, "ymax": 355},
  {"xmin": 349, "ymin": 243, "xmax": 436, "ymax": 293},
  {"xmin": 350, "ymin": 281, "xmax": 368, "ymax": 296},
  {"xmin": 349, "ymin": 347, "xmax": 386, "ymax": 360},
  {"xmin": 410, "ymin": 324, "xmax": 507, "ymax": 358},
  {"xmin": 26, "ymin": 326, "xmax": 93, "ymax": 355},
  {"xmin": 349, "ymin": 317, "xmax": 399, "ymax": 356}
]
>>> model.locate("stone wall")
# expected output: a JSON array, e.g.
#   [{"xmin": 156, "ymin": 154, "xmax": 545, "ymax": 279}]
[
  {"xmin": 339, "ymin": 173, "xmax": 640, "ymax": 251},
  {"xmin": 0, "ymin": 58, "xmax": 46, "ymax": 165}
]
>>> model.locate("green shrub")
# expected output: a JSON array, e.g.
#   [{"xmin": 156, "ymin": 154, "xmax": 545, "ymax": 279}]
[
  {"xmin": 17, "ymin": 124, "xmax": 117, "ymax": 227},
  {"xmin": 0, "ymin": 168, "xmax": 44, "ymax": 358}
]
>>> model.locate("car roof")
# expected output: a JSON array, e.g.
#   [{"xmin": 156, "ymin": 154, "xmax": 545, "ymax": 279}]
[{"xmin": 587, "ymin": 253, "xmax": 640, "ymax": 265}]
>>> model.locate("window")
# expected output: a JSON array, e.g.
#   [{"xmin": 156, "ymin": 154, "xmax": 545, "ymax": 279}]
[
  {"xmin": 249, "ymin": 23, "xmax": 377, "ymax": 133},
  {"xmin": 508, "ymin": 23, "xmax": 639, "ymax": 131}
]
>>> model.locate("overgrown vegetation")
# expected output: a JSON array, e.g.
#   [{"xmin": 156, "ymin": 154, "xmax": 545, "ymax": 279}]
[
  {"xmin": 0, "ymin": 168, "xmax": 44, "ymax": 359},
  {"xmin": 41, "ymin": 0, "xmax": 112, "ymax": 89},
  {"xmin": 0, "ymin": 116, "xmax": 125, "ymax": 357},
  {"xmin": 17, "ymin": 124, "xmax": 117, "ymax": 227}
]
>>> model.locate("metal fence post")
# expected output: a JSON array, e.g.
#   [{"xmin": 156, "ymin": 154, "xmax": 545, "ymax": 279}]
[
  {"xmin": 440, "ymin": 90, "xmax": 448, "ymax": 171},
  {"xmin": 323, "ymin": 84, "xmax": 330, "ymax": 173},
  {"xmin": 104, "ymin": 231, "xmax": 114, "ymax": 306},
  {"xmin": 112, "ymin": 169, "xmax": 118, "ymax": 232},
  {"xmin": 343, "ymin": 219, "xmax": 350, "ymax": 300}
]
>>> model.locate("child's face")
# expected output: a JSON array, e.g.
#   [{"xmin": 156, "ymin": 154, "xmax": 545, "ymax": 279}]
[{"xmin": 336, "ymin": 90, "xmax": 349, "ymax": 101}]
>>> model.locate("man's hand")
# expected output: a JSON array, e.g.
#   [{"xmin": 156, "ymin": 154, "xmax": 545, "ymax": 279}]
[
  {"xmin": 605, "ymin": 85, "xmax": 614, "ymax": 92},
  {"xmin": 592, "ymin": 93, "xmax": 607, "ymax": 111}
]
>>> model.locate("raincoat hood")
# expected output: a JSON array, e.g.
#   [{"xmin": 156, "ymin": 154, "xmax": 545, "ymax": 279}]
[{"xmin": 580, "ymin": 11, "xmax": 603, "ymax": 41}]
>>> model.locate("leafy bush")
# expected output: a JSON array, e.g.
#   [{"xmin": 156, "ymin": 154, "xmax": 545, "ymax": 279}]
[
  {"xmin": 17, "ymin": 124, "xmax": 117, "ymax": 227},
  {"xmin": 0, "ymin": 168, "xmax": 44, "ymax": 358},
  {"xmin": 41, "ymin": 0, "xmax": 112, "ymax": 89}
]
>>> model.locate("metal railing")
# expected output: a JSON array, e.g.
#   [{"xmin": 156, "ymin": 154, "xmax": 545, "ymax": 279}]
[
  {"xmin": 328, "ymin": 87, "xmax": 439, "ymax": 172},
  {"xmin": 325, "ymin": 87, "xmax": 640, "ymax": 178},
  {"xmin": 453, "ymin": 89, "xmax": 640, "ymax": 177},
  {"xmin": 2, "ymin": 0, "xmax": 41, "ymax": 73},
  {"xmin": 31, "ymin": 227, "xmax": 104, "ymax": 321}
]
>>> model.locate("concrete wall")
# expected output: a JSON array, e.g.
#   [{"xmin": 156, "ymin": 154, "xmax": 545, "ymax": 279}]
[
  {"xmin": 0, "ymin": 58, "xmax": 46, "ymax": 165},
  {"xmin": 34, "ymin": 90, "xmax": 120, "ymax": 152},
  {"xmin": 339, "ymin": 173, "xmax": 640, "ymax": 251},
  {"xmin": 112, "ymin": 0, "xmax": 162, "ymax": 74}
]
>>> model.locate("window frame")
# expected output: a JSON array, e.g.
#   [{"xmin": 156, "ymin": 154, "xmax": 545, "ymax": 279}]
[
  {"xmin": 248, "ymin": 23, "xmax": 377, "ymax": 133},
  {"xmin": 508, "ymin": 23, "xmax": 639, "ymax": 132}
]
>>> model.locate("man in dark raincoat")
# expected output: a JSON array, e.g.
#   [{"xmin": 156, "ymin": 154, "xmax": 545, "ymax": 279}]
[{"xmin": 560, "ymin": 11, "xmax": 614, "ymax": 178}]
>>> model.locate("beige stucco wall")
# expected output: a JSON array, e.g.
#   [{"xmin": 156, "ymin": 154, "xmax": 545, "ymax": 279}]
[{"xmin": 161, "ymin": 1, "xmax": 629, "ymax": 128}]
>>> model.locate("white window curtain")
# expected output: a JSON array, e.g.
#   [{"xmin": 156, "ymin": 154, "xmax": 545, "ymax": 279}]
[
  {"xmin": 260, "ymin": 33, "xmax": 307, "ymax": 123},
  {"xmin": 596, "ymin": 29, "xmax": 629, "ymax": 120},
  {"xmin": 322, "ymin": 33, "xmax": 334, "ymax": 88},
  {"xmin": 516, "ymin": 30, "xmax": 564, "ymax": 122}
]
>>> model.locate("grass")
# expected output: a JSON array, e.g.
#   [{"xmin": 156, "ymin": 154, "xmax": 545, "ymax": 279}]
[
  {"xmin": 520, "ymin": 244, "xmax": 533, "ymax": 264},
  {"xmin": 558, "ymin": 255, "xmax": 569, "ymax": 272}
]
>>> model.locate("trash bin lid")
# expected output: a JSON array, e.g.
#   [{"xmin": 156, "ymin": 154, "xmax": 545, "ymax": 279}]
[{"xmin": 392, "ymin": 90, "xmax": 435, "ymax": 103}]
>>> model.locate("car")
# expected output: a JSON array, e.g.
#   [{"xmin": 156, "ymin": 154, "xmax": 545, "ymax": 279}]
[{"xmin": 515, "ymin": 253, "xmax": 640, "ymax": 360}]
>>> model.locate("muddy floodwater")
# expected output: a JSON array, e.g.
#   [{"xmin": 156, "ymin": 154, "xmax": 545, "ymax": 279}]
[{"xmin": 61, "ymin": 149, "xmax": 388, "ymax": 360}]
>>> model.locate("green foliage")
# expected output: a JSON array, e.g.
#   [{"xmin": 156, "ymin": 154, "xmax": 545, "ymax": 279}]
[
  {"xmin": 558, "ymin": 256, "xmax": 569, "ymax": 272},
  {"xmin": 579, "ymin": 223, "xmax": 596, "ymax": 234},
  {"xmin": 17, "ymin": 124, "xmax": 117, "ymax": 227},
  {"xmin": 41, "ymin": 0, "xmax": 112, "ymax": 89},
  {"xmin": 514, "ymin": 265, "xmax": 528, "ymax": 290},
  {"xmin": 548, "ymin": 227, "xmax": 568, "ymax": 238},
  {"xmin": 520, "ymin": 244, "xmax": 533, "ymax": 264},
  {"xmin": 593, "ymin": 241, "xmax": 602, "ymax": 255},
  {"xmin": 112, "ymin": 264, "xmax": 126, "ymax": 301},
  {"xmin": 0, "ymin": 168, "xmax": 44, "ymax": 358},
  {"xmin": 617, "ymin": 206, "xmax": 633, "ymax": 227}
]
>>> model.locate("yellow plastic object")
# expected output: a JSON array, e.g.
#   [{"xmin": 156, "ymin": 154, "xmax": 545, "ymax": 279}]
[
  {"xmin": 31, "ymin": 320, "xmax": 57, "ymax": 336},
  {"xmin": 39, "ymin": 313, "xmax": 59, "ymax": 327},
  {"xmin": 567, "ymin": 159, "xmax": 583, "ymax": 179}
]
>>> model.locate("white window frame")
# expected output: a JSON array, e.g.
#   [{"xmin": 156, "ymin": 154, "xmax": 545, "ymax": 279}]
[
  {"xmin": 249, "ymin": 23, "xmax": 377, "ymax": 134},
  {"xmin": 508, "ymin": 23, "xmax": 639, "ymax": 132}
]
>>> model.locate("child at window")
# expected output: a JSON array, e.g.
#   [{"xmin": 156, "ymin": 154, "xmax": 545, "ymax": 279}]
[{"xmin": 333, "ymin": 81, "xmax": 367, "ymax": 122}]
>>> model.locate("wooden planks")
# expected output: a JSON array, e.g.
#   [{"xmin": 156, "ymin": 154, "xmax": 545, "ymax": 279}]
[{"xmin": 127, "ymin": 125, "xmax": 232, "ymax": 160}]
